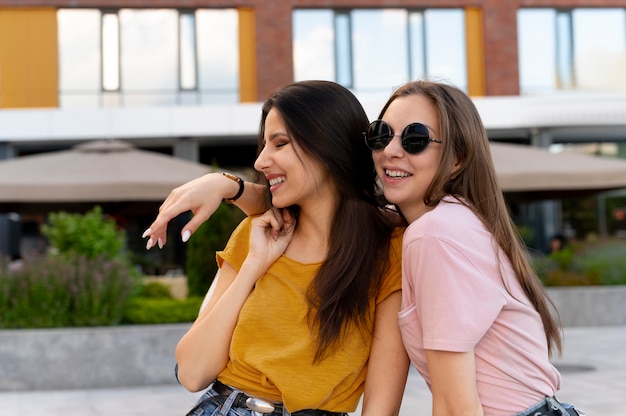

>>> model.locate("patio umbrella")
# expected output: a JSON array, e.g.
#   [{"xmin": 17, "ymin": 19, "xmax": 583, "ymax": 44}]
[
  {"xmin": 490, "ymin": 142, "xmax": 626, "ymax": 198},
  {"xmin": 0, "ymin": 140, "xmax": 216, "ymax": 204}
]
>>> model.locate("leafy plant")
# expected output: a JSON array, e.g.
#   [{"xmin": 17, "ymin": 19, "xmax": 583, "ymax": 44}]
[
  {"xmin": 0, "ymin": 254, "xmax": 137, "ymax": 328},
  {"xmin": 41, "ymin": 205, "xmax": 126, "ymax": 260},
  {"xmin": 136, "ymin": 281, "xmax": 174, "ymax": 299},
  {"xmin": 534, "ymin": 239, "xmax": 626, "ymax": 286},
  {"xmin": 185, "ymin": 203, "xmax": 245, "ymax": 296},
  {"xmin": 122, "ymin": 296, "xmax": 203, "ymax": 324}
]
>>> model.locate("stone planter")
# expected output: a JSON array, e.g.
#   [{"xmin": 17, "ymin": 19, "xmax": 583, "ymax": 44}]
[
  {"xmin": 546, "ymin": 285, "xmax": 626, "ymax": 326},
  {"xmin": 0, "ymin": 323, "xmax": 190, "ymax": 391},
  {"xmin": 2, "ymin": 285, "xmax": 624, "ymax": 392}
]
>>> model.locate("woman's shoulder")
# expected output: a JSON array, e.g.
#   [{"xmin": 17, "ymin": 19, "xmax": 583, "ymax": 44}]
[
  {"xmin": 406, "ymin": 197, "xmax": 480, "ymax": 239},
  {"xmin": 388, "ymin": 227, "xmax": 405, "ymax": 258},
  {"xmin": 223, "ymin": 215, "xmax": 258, "ymax": 248}
]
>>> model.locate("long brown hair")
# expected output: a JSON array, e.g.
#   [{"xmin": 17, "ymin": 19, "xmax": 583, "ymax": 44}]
[
  {"xmin": 378, "ymin": 80, "xmax": 562, "ymax": 356},
  {"xmin": 259, "ymin": 81, "xmax": 395, "ymax": 361}
]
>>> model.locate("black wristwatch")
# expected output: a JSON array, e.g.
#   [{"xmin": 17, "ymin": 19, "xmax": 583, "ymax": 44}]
[{"xmin": 222, "ymin": 172, "xmax": 244, "ymax": 203}]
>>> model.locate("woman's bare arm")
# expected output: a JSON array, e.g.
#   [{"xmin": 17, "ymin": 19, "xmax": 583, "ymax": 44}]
[
  {"xmin": 361, "ymin": 291, "xmax": 410, "ymax": 416},
  {"xmin": 142, "ymin": 172, "xmax": 268, "ymax": 249}
]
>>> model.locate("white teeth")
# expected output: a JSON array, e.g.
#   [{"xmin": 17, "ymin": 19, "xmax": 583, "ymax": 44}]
[
  {"xmin": 385, "ymin": 169, "xmax": 411, "ymax": 178},
  {"xmin": 269, "ymin": 177, "xmax": 285, "ymax": 186}
]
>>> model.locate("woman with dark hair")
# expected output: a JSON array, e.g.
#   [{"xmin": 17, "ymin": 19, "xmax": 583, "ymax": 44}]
[{"xmin": 169, "ymin": 80, "xmax": 408, "ymax": 416}]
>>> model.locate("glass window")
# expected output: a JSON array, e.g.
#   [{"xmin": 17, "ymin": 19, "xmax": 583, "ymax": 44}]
[
  {"xmin": 293, "ymin": 7, "xmax": 467, "ymax": 102},
  {"xmin": 58, "ymin": 8, "xmax": 239, "ymax": 107},
  {"xmin": 519, "ymin": 7, "xmax": 626, "ymax": 93},
  {"xmin": 424, "ymin": 9, "xmax": 466, "ymax": 90},
  {"xmin": 119, "ymin": 9, "xmax": 178, "ymax": 96},
  {"xmin": 293, "ymin": 9, "xmax": 334, "ymax": 82},
  {"xmin": 518, "ymin": 9, "xmax": 557, "ymax": 94},
  {"xmin": 352, "ymin": 9, "xmax": 408, "ymax": 94},
  {"xmin": 556, "ymin": 10, "xmax": 575, "ymax": 89},
  {"xmin": 573, "ymin": 8, "xmax": 626, "ymax": 90},
  {"xmin": 196, "ymin": 9, "xmax": 239, "ymax": 103},
  {"xmin": 58, "ymin": 9, "xmax": 101, "ymax": 108},
  {"xmin": 335, "ymin": 11, "xmax": 353, "ymax": 88},
  {"xmin": 58, "ymin": 9, "xmax": 101, "ymax": 91},
  {"xmin": 179, "ymin": 12, "xmax": 198, "ymax": 91},
  {"xmin": 102, "ymin": 12, "xmax": 120, "ymax": 91},
  {"xmin": 408, "ymin": 11, "xmax": 426, "ymax": 80}
]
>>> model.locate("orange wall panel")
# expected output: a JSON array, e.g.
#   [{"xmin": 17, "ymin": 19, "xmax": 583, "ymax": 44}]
[
  {"xmin": 0, "ymin": 8, "xmax": 58, "ymax": 108},
  {"xmin": 465, "ymin": 6, "xmax": 486, "ymax": 97},
  {"xmin": 238, "ymin": 7, "xmax": 257, "ymax": 103}
]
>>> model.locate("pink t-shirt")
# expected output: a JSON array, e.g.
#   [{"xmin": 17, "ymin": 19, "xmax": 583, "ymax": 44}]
[{"xmin": 398, "ymin": 197, "xmax": 561, "ymax": 415}]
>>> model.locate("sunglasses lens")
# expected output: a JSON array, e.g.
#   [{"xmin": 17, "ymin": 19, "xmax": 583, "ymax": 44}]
[
  {"xmin": 402, "ymin": 123, "xmax": 431, "ymax": 154},
  {"xmin": 365, "ymin": 121, "xmax": 392, "ymax": 150}
]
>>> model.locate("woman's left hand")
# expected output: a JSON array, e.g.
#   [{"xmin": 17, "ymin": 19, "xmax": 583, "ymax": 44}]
[{"xmin": 247, "ymin": 208, "xmax": 295, "ymax": 272}]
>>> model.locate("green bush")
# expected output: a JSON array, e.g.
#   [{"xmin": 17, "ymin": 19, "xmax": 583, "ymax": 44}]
[
  {"xmin": 0, "ymin": 254, "xmax": 137, "ymax": 328},
  {"xmin": 0, "ymin": 206, "xmax": 141, "ymax": 329},
  {"xmin": 185, "ymin": 203, "xmax": 245, "ymax": 296},
  {"xmin": 534, "ymin": 239, "xmax": 626, "ymax": 286},
  {"xmin": 136, "ymin": 281, "xmax": 174, "ymax": 299},
  {"xmin": 578, "ymin": 241, "xmax": 626, "ymax": 285},
  {"xmin": 122, "ymin": 296, "xmax": 204, "ymax": 324},
  {"xmin": 41, "ymin": 205, "xmax": 126, "ymax": 261}
]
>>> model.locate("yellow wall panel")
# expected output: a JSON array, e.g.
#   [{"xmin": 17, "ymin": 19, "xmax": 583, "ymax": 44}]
[
  {"xmin": 238, "ymin": 7, "xmax": 257, "ymax": 103},
  {"xmin": 465, "ymin": 7, "xmax": 486, "ymax": 97},
  {"xmin": 0, "ymin": 8, "xmax": 58, "ymax": 108}
]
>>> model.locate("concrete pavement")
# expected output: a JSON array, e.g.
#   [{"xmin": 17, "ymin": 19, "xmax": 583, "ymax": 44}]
[{"xmin": 1, "ymin": 325, "xmax": 624, "ymax": 415}]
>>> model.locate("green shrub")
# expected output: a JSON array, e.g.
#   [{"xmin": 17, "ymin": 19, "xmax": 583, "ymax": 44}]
[
  {"xmin": 185, "ymin": 203, "xmax": 245, "ymax": 296},
  {"xmin": 41, "ymin": 205, "xmax": 126, "ymax": 261},
  {"xmin": 122, "ymin": 296, "xmax": 203, "ymax": 324},
  {"xmin": 0, "ymin": 254, "xmax": 137, "ymax": 328},
  {"xmin": 136, "ymin": 281, "xmax": 174, "ymax": 299},
  {"xmin": 534, "ymin": 239, "xmax": 626, "ymax": 286},
  {"xmin": 578, "ymin": 241, "xmax": 626, "ymax": 285}
]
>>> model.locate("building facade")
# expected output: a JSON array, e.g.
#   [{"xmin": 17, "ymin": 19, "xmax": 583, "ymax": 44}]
[{"xmin": 1, "ymin": 0, "xmax": 626, "ymax": 261}]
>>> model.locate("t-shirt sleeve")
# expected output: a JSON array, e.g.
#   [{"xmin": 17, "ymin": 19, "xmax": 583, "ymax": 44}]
[
  {"xmin": 376, "ymin": 228, "xmax": 404, "ymax": 304},
  {"xmin": 406, "ymin": 233, "xmax": 506, "ymax": 352},
  {"xmin": 216, "ymin": 216, "xmax": 253, "ymax": 271}
]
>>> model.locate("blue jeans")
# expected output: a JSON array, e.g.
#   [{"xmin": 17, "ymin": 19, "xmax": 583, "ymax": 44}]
[
  {"xmin": 186, "ymin": 385, "xmax": 290, "ymax": 416},
  {"xmin": 513, "ymin": 396, "xmax": 582, "ymax": 416}
]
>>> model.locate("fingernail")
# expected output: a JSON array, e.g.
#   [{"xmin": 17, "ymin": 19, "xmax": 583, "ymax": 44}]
[
  {"xmin": 146, "ymin": 238, "xmax": 154, "ymax": 250},
  {"xmin": 182, "ymin": 230, "xmax": 191, "ymax": 243},
  {"xmin": 157, "ymin": 238, "xmax": 164, "ymax": 249},
  {"xmin": 141, "ymin": 228, "xmax": 152, "ymax": 238}
]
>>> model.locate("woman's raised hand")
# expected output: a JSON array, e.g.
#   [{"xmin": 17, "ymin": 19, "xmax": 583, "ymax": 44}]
[{"xmin": 142, "ymin": 172, "xmax": 240, "ymax": 250}]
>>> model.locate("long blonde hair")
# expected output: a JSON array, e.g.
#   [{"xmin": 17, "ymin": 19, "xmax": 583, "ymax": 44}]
[{"xmin": 378, "ymin": 80, "xmax": 562, "ymax": 356}]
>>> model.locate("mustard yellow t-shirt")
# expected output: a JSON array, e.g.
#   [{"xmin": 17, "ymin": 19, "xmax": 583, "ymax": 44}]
[{"xmin": 215, "ymin": 216, "xmax": 403, "ymax": 413}]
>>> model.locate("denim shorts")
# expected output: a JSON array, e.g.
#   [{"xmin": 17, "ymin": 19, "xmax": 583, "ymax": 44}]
[
  {"xmin": 187, "ymin": 384, "xmax": 337, "ymax": 416},
  {"xmin": 185, "ymin": 386, "xmax": 256, "ymax": 416},
  {"xmin": 513, "ymin": 396, "xmax": 584, "ymax": 416}
]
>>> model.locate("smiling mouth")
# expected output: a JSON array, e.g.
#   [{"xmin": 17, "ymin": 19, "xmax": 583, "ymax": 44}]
[
  {"xmin": 269, "ymin": 177, "xmax": 285, "ymax": 186},
  {"xmin": 385, "ymin": 169, "xmax": 412, "ymax": 178}
]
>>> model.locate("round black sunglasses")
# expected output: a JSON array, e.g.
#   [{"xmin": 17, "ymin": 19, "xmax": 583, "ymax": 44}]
[{"xmin": 364, "ymin": 120, "xmax": 442, "ymax": 154}]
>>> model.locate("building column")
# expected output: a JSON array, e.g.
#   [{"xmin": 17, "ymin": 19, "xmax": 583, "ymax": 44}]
[
  {"xmin": 0, "ymin": 143, "xmax": 16, "ymax": 160},
  {"xmin": 174, "ymin": 138, "xmax": 199, "ymax": 163}
]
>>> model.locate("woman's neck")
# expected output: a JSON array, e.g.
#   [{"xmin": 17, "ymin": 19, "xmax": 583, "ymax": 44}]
[{"xmin": 284, "ymin": 199, "xmax": 336, "ymax": 264}]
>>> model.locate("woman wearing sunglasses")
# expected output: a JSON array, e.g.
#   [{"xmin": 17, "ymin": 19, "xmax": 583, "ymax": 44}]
[
  {"xmin": 366, "ymin": 80, "xmax": 584, "ymax": 416},
  {"xmin": 144, "ymin": 80, "xmax": 580, "ymax": 416},
  {"xmin": 153, "ymin": 80, "xmax": 409, "ymax": 416}
]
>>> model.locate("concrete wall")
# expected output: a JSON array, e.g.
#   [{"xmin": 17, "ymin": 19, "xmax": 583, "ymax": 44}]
[
  {"xmin": 547, "ymin": 285, "xmax": 626, "ymax": 327},
  {"xmin": 0, "ymin": 323, "xmax": 190, "ymax": 391},
  {"xmin": 2, "ymin": 286, "xmax": 625, "ymax": 391}
]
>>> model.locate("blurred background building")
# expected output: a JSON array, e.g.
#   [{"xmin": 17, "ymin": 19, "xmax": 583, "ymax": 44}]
[{"xmin": 1, "ymin": 0, "xmax": 625, "ymax": 271}]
